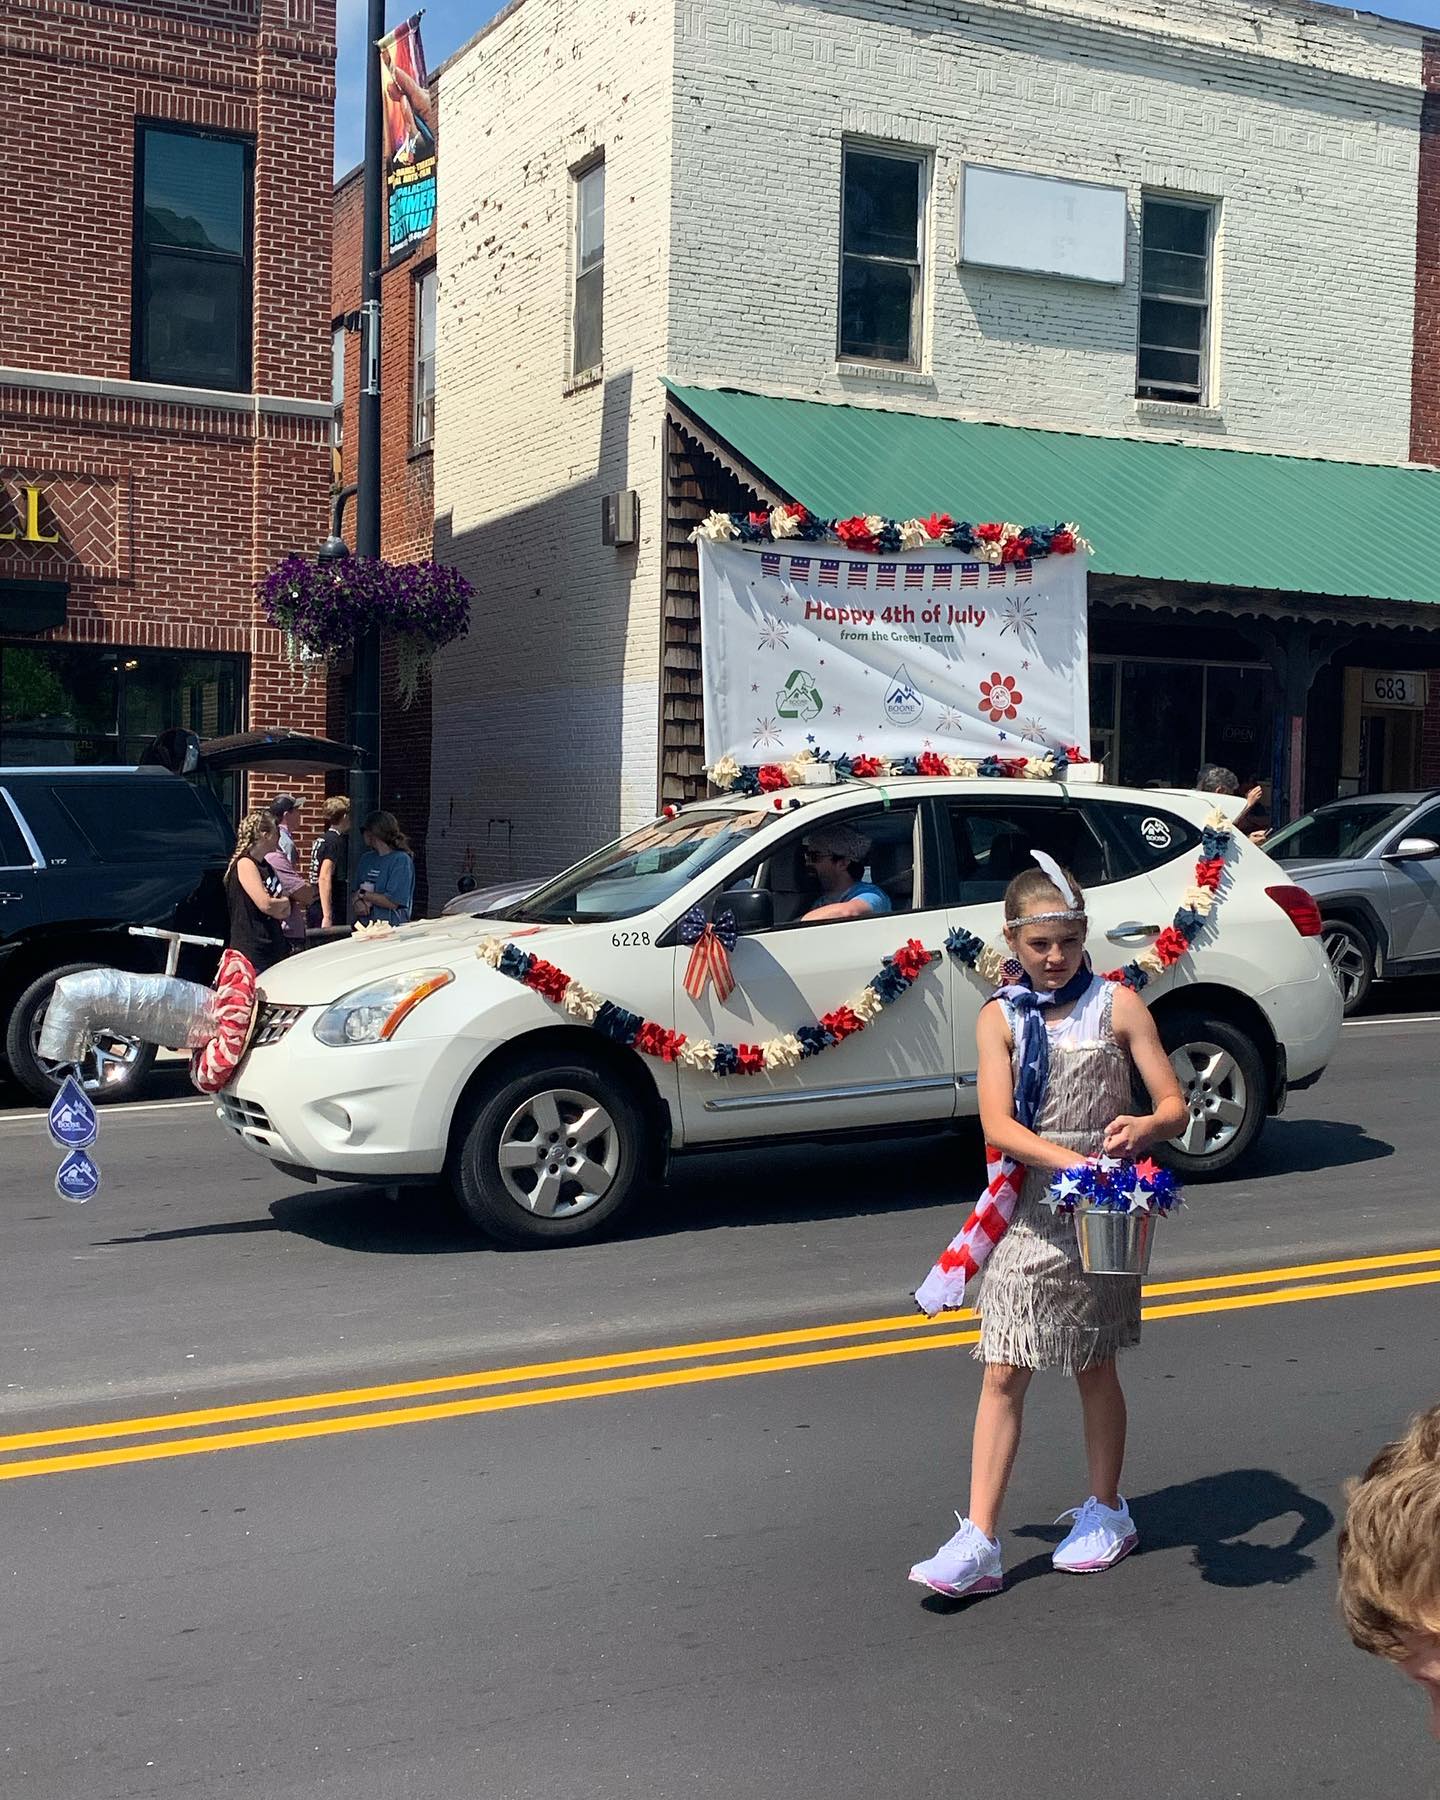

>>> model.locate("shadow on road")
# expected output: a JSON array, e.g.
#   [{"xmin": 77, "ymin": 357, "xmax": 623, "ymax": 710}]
[
  {"xmin": 1013, "ymin": 1467, "xmax": 1335, "ymax": 1587},
  {"xmin": 1239, "ymin": 1116, "xmax": 1393, "ymax": 1177}
]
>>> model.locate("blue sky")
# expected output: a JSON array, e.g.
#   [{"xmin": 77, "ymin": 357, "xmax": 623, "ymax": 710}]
[{"xmin": 334, "ymin": 0, "xmax": 1440, "ymax": 176}]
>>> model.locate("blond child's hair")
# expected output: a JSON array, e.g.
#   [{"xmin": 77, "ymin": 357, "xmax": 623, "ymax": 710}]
[
  {"xmin": 322, "ymin": 795, "xmax": 351, "ymax": 828},
  {"xmin": 1338, "ymin": 1402, "xmax": 1440, "ymax": 1658}
]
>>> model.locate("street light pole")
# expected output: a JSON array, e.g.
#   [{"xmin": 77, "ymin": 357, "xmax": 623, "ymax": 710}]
[{"xmin": 351, "ymin": 0, "xmax": 386, "ymax": 835}]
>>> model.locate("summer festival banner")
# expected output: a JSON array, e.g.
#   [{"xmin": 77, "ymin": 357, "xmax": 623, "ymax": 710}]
[
  {"xmin": 380, "ymin": 15, "xmax": 437, "ymax": 258},
  {"xmin": 698, "ymin": 537, "xmax": 1090, "ymax": 767}
]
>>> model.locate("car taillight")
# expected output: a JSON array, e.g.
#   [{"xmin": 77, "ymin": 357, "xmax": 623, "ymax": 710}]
[{"xmin": 1266, "ymin": 885, "xmax": 1322, "ymax": 937}]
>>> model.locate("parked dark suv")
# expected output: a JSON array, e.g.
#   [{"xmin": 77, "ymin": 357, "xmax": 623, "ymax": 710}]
[{"xmin": 0, "ymin": 731, "xmax": 355, "ymax": 1104}]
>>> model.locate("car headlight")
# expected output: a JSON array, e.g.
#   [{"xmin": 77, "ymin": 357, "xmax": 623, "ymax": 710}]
[{"xmin": 313, "ymin": 969, "xmax": 455, "ymax": 1046}]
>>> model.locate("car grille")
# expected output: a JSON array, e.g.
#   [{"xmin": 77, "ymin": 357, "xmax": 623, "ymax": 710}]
[
  {"xmin": 252, "ymin": 1003, "xmax": 305, "ymax": 1047},
  {"xmin": 218, "ymin": 1093, "xmax": 274, "ymax": 1134}
]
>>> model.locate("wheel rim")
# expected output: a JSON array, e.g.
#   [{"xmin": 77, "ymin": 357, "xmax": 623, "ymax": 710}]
[
  {"xmin": 29, "ymin": 1005, "xmax": 146, "ymax": 1096},
  {"xmin": 1322, "ymin": 928, "xmax": 1368, "ymax": 1006},
  {"xmin": 1168, "ymin": 1040, "xmax": 1249, "ymax": 1159},
  {"xmin": 496, "ymin": 1086, "xmax": 621, "ymax": 1219}
]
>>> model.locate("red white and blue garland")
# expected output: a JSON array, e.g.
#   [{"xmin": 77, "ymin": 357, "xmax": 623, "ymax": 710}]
[
  {"xmin": 695, "ymin": 504, "xmax": 1087, "ymax": 564},
  {"xmin": 476, "ymin": 934, "xmax": 935, "ymax": 1075},
  {"xmin": 708, "ymin": 743, "xmax": 1088, "ymax": 797},
  {"xmin": 1102, "ymin": 808, "xmax": 1234, "ymax": 991}
]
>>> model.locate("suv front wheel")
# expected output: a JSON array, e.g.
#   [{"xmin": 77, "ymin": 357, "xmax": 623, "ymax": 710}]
[
  {"xmin": 1151, "ymin": 1009, "xmax": 1266, "ymax": 1179},
  {"xmin": 450, "ymin": 1052, "xmax": 648, "ymax": 1247},
  {"xmin": 6, "ymin": 964, "xmax": 160, "ymax": 1107}
]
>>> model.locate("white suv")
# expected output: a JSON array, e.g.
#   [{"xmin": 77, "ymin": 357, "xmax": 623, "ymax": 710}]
[{"xmin": 217, "ymin": 777, "xmax": 1341, "ymax": 1246}]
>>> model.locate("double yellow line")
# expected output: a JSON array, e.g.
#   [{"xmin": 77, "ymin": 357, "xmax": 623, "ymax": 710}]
[{"xmin": 2, "ymin": 1247, "xmax": 1438, "ymax": 1485}]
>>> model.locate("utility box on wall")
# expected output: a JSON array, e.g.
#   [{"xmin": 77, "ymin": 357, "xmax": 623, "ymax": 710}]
[{"xmin": 601, "ymin": 489, "xmax": 639, "ymax": 546}]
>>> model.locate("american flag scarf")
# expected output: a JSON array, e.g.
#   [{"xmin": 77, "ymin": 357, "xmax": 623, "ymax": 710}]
[{"xmin": 914, "ymin": 966, "xmax": 1097, "ymax": 1315}]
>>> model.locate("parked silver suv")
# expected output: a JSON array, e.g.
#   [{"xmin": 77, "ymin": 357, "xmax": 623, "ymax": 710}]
[{"xmin": 1266, "ymin": 790, "xmax": 1440, "ymax": 1012}]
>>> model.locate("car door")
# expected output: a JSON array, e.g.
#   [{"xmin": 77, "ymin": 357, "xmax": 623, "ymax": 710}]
[
  {"xmin": 673, "ymin": 800, "xmax": 958, "ymax": 1144},
  {"xmin": 0, "ymin": 787, "xmax": 46, "ymax": 947},
  {"xmin": 939, "ymin": 794, "xmax": 1186, "ymax": 1108},
  {"xmin": 1380, "ymin": 804, "xmax": 1440, "ymax": 963}
]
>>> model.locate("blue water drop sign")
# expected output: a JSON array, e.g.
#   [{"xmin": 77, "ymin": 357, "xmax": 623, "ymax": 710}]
[
  {"xmin": 55, "ymin": 1148, "xmax": 101, "ymax": 1205},
  {"xmin": 48, "ymin": 1075, "xmax": 97, "ymax": 1150}
]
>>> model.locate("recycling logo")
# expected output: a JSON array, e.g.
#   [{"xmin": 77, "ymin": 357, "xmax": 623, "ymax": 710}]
[{"xmin": 776, "ymin": 669, "xmax": 823, "ymax": 722}]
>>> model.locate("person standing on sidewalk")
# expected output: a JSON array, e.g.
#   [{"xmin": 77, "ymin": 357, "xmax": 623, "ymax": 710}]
[
  {"xmin": 308, "ymin": 796, "xmax": 351, "ymax": 930},
  {"xmin": 263, "ymin": 794, "xmax": 314, "ymax": 953},
  {"xmin": 352, "ymin": 811, "xmax": 416, "ymax": 926}
]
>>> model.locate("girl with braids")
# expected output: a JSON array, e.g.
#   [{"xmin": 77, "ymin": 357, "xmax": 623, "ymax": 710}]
[
  {"xmin": 910, "ymin": 854, "xmax": 1185, "ymax": 1600},
  {"xmin": 223, "ymin": 809, "xmax": 300, "ymax": 974}
]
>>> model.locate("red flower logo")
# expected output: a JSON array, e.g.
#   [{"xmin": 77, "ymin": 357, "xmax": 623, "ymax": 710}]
[
  {"xmin": 975, "ymin": 522, "xmax": 1005, "ymax": 543},
  {"xmin": 835, "ymin": 515, "xmax": 879, "ymax": 554},
  {"xmin": 850, "ymin": 754, "xmax": 884, "ymax": 777},
  {"xmin": 916, "ymin": 750, "xmax": 948, "ymax": 777},
  {"xmin": 756, "ymin": 763, "xmax": 788, "ymax": 791},
  {"xmin": 979, "ymin": 672, "xmax": 1022, "ymax": 721}
]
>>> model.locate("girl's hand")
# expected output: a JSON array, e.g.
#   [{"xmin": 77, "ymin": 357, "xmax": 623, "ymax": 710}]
[{"xmin": 1102, "ymin": 1114, "xmax": 1153, "ymax": 1159}]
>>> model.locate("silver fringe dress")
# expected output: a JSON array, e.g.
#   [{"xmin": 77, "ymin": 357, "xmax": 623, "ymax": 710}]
[{"xmin": 975, "ymin": 975, "xmax": 1142, "ymax": 1374}]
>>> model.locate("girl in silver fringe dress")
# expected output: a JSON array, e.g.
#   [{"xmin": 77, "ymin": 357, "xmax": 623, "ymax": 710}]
[{"xmin": 910, "ymin": 859, "xmax": 1186, "ymax": 1599}]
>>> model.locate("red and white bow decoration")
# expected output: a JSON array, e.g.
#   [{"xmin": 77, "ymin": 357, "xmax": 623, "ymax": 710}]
[{"xmin": 679, "ymin": 905, "xmax": 737, "ymax": 1004}]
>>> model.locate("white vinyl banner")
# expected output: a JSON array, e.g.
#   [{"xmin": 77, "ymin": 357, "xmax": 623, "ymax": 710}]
[{"xmin": 699, "ymin": 540, "xmax": 1090, "ymax": 766}]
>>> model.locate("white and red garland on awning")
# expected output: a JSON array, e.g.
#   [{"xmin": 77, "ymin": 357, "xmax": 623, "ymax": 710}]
[{"xmin": 469, "ymin": 810, "xmax": 1235, "ymax": 1076}]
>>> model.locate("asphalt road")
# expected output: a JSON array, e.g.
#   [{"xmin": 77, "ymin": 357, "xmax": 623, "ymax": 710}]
[{"xmin": 0, "ymin": 1004, "xmax": 1436, "ymax": 1797}]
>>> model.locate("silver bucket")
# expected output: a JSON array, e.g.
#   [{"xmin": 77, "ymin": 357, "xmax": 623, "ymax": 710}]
[{"xmin": 1075, "ymin": 1204, "xmax": 1154, "ymax": 1276}]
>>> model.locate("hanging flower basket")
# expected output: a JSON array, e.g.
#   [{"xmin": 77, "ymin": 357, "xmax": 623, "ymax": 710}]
[{"xmin": 258, "ymin": 554, "xmax": 473, "ymax": 707}]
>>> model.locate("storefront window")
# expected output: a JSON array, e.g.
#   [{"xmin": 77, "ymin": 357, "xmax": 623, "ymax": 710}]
[
  {"xmin": 0, "ymin": 644, "xmax": 245, "ymax": 769},
  {"xmin": 1096, "ymin": 656, "xmax": 1274, "ymax": 793}
]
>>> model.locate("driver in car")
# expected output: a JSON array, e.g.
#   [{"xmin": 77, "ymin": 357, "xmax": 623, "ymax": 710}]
[{"xmin": 802, "ymin": 823, "xmax": 893, "ymax": 922}]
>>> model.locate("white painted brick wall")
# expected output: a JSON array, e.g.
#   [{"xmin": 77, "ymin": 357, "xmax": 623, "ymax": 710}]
[
  {"xmin": 432, "ymin": 0, "xmax": 1426, "ymax": 887},
  {"xmin": 431, "ymin": 0, "xmax": 675, "ymax": 888},
  {"xmin": 668, "ymin": 0, "xmax": 1424, "ymax": 461}
]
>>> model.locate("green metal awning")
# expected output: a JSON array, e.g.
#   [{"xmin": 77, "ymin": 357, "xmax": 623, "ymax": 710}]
[{"xmin": 665, "ymin": 382, "xmax": 1440, "ymax": 609}]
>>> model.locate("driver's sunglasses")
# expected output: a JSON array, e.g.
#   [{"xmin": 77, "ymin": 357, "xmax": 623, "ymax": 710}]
[{"xmin": 802, "ymin": 849, "xmax": 836, "ymax": 863}]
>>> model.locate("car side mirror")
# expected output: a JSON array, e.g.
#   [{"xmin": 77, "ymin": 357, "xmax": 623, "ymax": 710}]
[
  {"xmin": 726, "ymin": 888, "xmax": 774, "ymax": 934},
  {"xmin": 1383, "ymin": 837, "xmax": 1440, "ymax": 862}
]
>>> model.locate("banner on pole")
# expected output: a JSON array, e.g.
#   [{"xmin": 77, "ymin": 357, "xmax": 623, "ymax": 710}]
[
  {"xmin": 699, "ymin": 540, "xmax": 1090, "ymax": 766},
  {"xmin": 379, "ymin": 15, "xmax": 437, "ymax": 259}
]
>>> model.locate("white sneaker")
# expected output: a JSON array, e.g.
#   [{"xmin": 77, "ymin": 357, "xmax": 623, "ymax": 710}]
[
  {"xmin": 1052, "ymin": 1495, "xmax": 1138, "ymax": 1573},
  {"xmin": 908, "ymin": 1514, "xmax": 1004, "ymax": 1598}
]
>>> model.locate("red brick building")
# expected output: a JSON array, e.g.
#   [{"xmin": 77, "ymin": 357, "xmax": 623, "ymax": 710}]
[
  {"xmin": 0, "ymin": 0, "xmax": 336, "ymax": 809},
  {"xmin": 330, "ymin": 135, "xmax": 437, "ymax": 906}
]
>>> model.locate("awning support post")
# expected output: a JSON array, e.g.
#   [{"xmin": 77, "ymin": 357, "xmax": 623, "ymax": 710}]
[{"xmin": 1241, "ymin": 624, "xmax": 1351, "ymax": 824}]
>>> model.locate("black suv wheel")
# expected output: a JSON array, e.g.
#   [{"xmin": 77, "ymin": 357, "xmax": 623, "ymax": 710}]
[{"xmin": 6, "ymin": 964, "xmax": 159, "ymax": 1106}]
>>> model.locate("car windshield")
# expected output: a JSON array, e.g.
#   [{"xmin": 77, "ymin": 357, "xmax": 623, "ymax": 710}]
[
  {"xmin": 1266, "ymin": 800, "xmax": 1414, "ymax": 862},
  {"xmin": 502, "ymin": 809, "xmax": 775, "ymax": 923}
]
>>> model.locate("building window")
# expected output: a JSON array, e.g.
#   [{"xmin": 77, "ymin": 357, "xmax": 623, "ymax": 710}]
[
  {"xmin": 839, "ymin": 146, "xmax": 925, "ymax": 366},
  {"xmin": 331, "ymin": 325, "xmax": 345, "ymax": 448},
  {"xmin": 133, "ymin": 124, "xmax": 254, "ymax": 392},
  {"xmin": 572, "ymin": 161, "xmax": 605, "ymax": 378},
  {"xmin": 0, "ymin": 643, "xmax": 244, "ymax": 768},
  {"xmin": 1136, "ymin": 196, "xmax": 1215, "ymax": 405},
  {"xmin": 413, "ymin": 269, "xmax": 437, "ymax": 447}
]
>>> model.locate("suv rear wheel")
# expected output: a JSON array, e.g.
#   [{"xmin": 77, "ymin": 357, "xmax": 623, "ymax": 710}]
[
  {"xmin": 6, "ymin": 964, "xmax": 159, "ymax": 1107},
  {"xmin": 1150, "ymin": 1009, "xmax": 1266, "ymax": 1179},
  {"xmin": 450, "ymin": 1052, "xmax": 647, "ymax": 1247},
  {"xmin": 1319, "ymin": 918, "xmax": 1372, "ymax": 1015}
]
